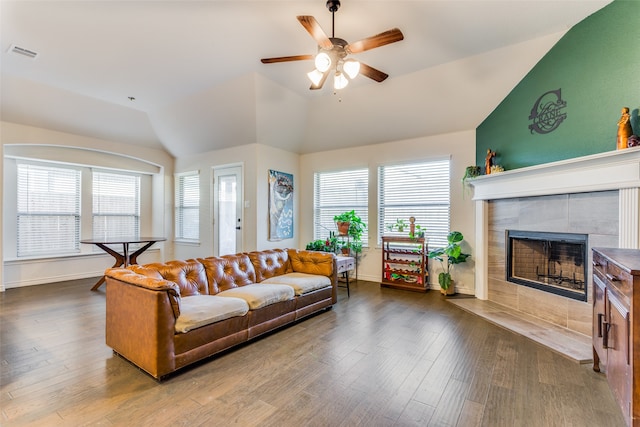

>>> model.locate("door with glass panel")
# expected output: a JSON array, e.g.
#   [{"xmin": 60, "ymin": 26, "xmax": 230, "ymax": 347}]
[{"xmin": 213, "ymin": 165, "xmax": 243, "ymax": 256}]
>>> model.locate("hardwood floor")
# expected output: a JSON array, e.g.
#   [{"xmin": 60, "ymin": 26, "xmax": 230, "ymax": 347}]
[{"xmin": 0, "ymin": 278, "xmax": 626, "ymax": 426}]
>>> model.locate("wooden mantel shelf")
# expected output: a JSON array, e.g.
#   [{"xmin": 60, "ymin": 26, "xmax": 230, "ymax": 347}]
[{"xmin": 469, "ymin": 147, "xmax": 640, "ymax": 201}]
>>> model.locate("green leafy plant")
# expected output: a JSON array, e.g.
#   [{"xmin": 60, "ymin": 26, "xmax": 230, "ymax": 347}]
[
  {"xmin": 305, "ymin": 237, "xmax": 337, "ymax": 253},
  {"xmin": 428, "ymin": 231, "xmax": 470, "ymax": 291},
  {"xmin": 333, "ymin": 210, "xmax": 366, "ymax": 253},
  {"xmin": 386, "ymin": 218, "xmax": 407, "ymax": 233},
  {"xmin": 409, "ymin": 224, "xmax": 425, "ymax": 239}
]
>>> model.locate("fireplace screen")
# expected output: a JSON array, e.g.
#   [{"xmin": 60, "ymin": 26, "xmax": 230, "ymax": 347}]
[{"xmin": 506, "ymin": 230, "xmax": 588, "ymax": 301}]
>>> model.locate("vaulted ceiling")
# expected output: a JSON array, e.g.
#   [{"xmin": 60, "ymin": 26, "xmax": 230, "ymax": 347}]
[{"xmin": 1, "ymin": 1, "xmax": 612, "ymax": 157}]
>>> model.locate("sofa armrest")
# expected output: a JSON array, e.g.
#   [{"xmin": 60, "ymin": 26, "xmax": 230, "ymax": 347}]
[
  {"xmin": 105, "ymin": 268, "xmax": 181, "ymax": 318},
  {"xmin": 104, "ymin": 276, "xmax": 178, "ymax": 378},
  {"xmin": 287, "ymin": 249, "xmax": 338, "ymax": 303}
]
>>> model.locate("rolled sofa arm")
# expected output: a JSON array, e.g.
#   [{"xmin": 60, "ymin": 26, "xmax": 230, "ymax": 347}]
[
  {"xmin": 105, "ymin": 268, "xmax": 182, "ymax": 318},
  {"xmin": 104, "ymin": 268, "xmax": 182, "ymax": 378}
]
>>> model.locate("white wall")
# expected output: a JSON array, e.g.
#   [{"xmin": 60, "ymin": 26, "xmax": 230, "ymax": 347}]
[
  {"xmin": 0, "ymin": 121, "xmax": 174, "ymax": 290},
  {"xmin": 299, "ymin": 130, "xmax": 477, "ymax": 294},
  {"xmin": 173, "ymin": 142, "xmax": 301, "ymax": 259},
  {"xmin": 255, "ymin": 144, "xmax": 300, "ymax": 251}
]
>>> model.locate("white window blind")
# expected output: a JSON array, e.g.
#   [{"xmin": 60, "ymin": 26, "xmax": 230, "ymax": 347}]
[
  {"xmin": 378, "ymin": 159, "xmax": 450, "ymax": 248},
  {"xmin": 313, "ymin": 168, "xmax": 368, "ymax": 243},
  {"xmin": 175, "ymin": 171, "xmax": 200, "ymax": 242},
  {"xmin": 92, "ymin": 171, "xmax": 140, "ymax": 240},
  {"xmin": 17, "ymin": 163, "xmax": 81, "ymax": 257}
]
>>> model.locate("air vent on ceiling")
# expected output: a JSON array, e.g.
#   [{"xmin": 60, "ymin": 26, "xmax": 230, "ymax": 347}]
[{"xmin": 8, "ymin": 44, "xmax": 39, "ymax": 59}]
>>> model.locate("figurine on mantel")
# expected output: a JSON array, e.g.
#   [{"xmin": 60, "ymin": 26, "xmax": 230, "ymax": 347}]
[
  {"xmin": 485, "ymin": 149, "xmax": 496, "ymax": 174},
  {"xmin": 617, "ymin": 107, "xmax": 633, "ymax": 150}
]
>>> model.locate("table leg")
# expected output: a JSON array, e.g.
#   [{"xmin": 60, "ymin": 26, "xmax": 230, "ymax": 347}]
[
  {"xmin": 128, "ymin": 241, "xmax": 157, "ymax": 265},
  {"xmin": 345, "ymin": 271, "xmax": 350, "ymax": 297},
  {"xmin": 91, "ymin": 243, "xmax": 126, "ymax": 291}
]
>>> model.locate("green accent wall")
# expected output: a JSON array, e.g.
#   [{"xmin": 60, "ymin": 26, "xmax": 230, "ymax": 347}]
[{"xmin": 476, "ymin": 0, "xmax": 640, "ymax": 170}]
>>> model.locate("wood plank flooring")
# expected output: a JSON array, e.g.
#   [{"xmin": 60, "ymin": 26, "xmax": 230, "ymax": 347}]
[{"xmin": 0, "ymin": 278, "xmax": 626, "ymax": 426}]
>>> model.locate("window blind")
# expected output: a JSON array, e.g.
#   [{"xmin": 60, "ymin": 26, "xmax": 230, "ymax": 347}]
[
  {"xmin": 378, "ymin": 159, "xmax": 450, "ymax": 248},
  {"xmin": 17, "ymin": 163, "xmax": 81, "ymax": 257},
  {"xmin": 92, "ymin": 171, "xmax": 140, "ymax": 240},
  {"xmin": 175, "ymin": 172, "xmax": 200, "ymax": 242},
  {"xmin": 313, "ymin": 168, "xmax": 368, "ymax": 243}
]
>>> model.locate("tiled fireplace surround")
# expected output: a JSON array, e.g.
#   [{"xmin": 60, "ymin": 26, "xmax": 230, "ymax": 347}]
[{"xmin": 469, "ymin": 148, "xmax": 640, "ymax": 340}]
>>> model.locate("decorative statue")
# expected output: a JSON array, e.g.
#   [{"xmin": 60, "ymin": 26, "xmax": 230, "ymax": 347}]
[
  {"xmin": 617, "ymin": 107, "xmax": 633, "ymax": 150},
  {"xmin": 485, "ymin": 149, "xmax": 496, "ymax": 175}
]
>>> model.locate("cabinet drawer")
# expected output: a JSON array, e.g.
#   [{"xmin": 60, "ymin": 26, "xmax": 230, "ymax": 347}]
[
  {"xmin": 336, "ymin": 257, "xmax": 355, "ymax": 274},
  {"xmin": 604, "ymin": 262, "xmax": 632, "ymax": 306},
  {"xmin": 592, "ymin": 250, "xmax": 608, "ymax": 278}
]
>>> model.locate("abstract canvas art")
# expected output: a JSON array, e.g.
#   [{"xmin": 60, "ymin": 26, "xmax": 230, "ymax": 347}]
[{"xmin": 268, "ymin": 170, "xmax": 293, "ymax": 240}]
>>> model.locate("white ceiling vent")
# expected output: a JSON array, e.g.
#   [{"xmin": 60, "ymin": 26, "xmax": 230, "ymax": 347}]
[{"xmin": 8, "ymin": 44, "xmax": 39, "ymax": 59}]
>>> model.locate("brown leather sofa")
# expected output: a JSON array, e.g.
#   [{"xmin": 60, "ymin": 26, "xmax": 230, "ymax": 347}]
[{"xmin": 104, "ymin": 248, "xmax": 337, "ymax": 379}]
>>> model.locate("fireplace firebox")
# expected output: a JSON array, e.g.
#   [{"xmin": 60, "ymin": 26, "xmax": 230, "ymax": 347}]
[{"xmin": 506, "ymin": 230, "xmax": 588, "ymax": 301}]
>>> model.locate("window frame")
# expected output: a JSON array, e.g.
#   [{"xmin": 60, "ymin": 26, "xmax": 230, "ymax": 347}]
[
  {"xmin": 91, "ymin": 169, "xmax": 141, "ymax": 242},
  {"xmin": 313, "ymin": 167, "xmax": 369, "ymax": 246},
  {"xmin": 377, "ymin": 157, "xmax": 451, "ymax": 249},
  {"xmin": 16, "ymin": 162, "xmax": 82, "ymax": 257},
  {"xmin": 174, "ymin": 170, "xmax": 200, "ymax": 243}
]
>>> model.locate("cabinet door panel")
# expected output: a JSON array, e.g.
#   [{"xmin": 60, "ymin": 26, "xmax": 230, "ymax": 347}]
[
  {"xmin": 607, "ymin": 292, "xmax": 631, "ymax": 425},
  {"xmin": 593, "ymin": 275, "xmax": 607, "ymax": 371}
]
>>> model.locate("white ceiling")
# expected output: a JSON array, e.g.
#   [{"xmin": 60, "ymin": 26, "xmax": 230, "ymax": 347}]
[{"xmin": 1, "ymin": 1, "xmax": 612, "ymax": 157}]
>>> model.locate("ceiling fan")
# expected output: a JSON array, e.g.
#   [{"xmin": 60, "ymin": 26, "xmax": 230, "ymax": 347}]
[{"xmin": 260, "ymin": 0, "xmax": 404, "ymax": 91}]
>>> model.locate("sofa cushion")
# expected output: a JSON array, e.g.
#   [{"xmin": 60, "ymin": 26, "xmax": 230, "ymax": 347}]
[
  {"xmin": 288, "ymin": 249, "xmax": 335, "ymax": 277},
  {"xmin": 198, "ymin": 254, "xmax": 256, "ymax": 294},
  {"xmin": 248, "ymin": 249, "xmax": 292, "ymax": 283},
  {"xmin": 175, "ymin": 295, "xmax": 249, "ymax": 333},
  {"xmin": 217, "ymin": 283, "xmax": 294, "ymax": 310},
  {"xmin": 261, "ymin": 272, "xmax": 332, "ymax": 296},
  {"xmin": 134, "ymin": 260, "xmax": 208, "ymax": 297}
]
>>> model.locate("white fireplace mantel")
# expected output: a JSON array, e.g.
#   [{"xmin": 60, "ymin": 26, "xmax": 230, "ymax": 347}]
[
  {"xmin": 469, "ymin": 148, "xmax": 640, "ymax": 300},
  {"xmin": 469, "ymin": 147, "xmax": 640, "ymax": 201}
]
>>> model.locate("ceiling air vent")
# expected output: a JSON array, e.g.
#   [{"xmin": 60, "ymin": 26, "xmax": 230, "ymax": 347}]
[{"xmin": 8, "ymin": 44, "xmax": 39, "ymax": 59}]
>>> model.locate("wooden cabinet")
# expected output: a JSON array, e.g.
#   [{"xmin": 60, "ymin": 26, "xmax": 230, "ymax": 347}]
[
  {"xmin": 592, "ymin": 248, "xmax": 640, "ymax": 426},
  {"xmin": 381, "ymin": 236, "xmax": 427, "ymax": 292}
]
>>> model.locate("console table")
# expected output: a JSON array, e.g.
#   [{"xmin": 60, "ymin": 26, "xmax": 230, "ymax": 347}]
[
  {"xmin": 336, "ymin": 255, "xmax": 355, "ymax": 297},
  {"xmin": 81, "ymin": 237, "xmax": 166, "ymax": 290}
]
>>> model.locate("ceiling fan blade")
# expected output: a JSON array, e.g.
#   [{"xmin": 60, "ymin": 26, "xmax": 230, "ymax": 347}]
[
  {"xmin": 261, "ymin": 54, "xmax": 314, "ymax": 64},
  {"xmin": 346, "ymin": 28, "xmax": 404, "ymax": 54},
  {"xmin": 359, "ymin": 63, "xmax": 389, "ymax": 82},
  {"xmin": 297, "ymin": 16, "xmax": 333, "ymax": 50},
  {"xmin": 310, "ymin": 69, "xmax": 331, "ymax": 90}
]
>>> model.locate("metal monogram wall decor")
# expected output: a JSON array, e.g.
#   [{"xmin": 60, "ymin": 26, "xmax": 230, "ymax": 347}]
[{"xmin": 528, "ymin": 88, "xmax": 567, "ymax": 134}]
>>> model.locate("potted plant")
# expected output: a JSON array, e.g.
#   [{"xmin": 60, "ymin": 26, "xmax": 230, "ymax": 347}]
[
  {"xmin": 386, "ymin": 218, "xmax": 408, "ymax": 233},
  {"xmin": 305, "ymin": 236, "xmax": 337, "ymax": 253},
  {"xmin": 334, "ymin": 210, "xmax": 360, "ymax": 236},
  {"xmin": 428, "ymin": 231, "xmax": 470, "ymax": 295},
  {"xmin": 333, "ymin": 210, "xmax": 366, "ymax": 254}
]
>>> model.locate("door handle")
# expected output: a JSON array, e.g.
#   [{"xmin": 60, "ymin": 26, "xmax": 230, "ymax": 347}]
[
  {"xmin": 602, "ymin": 320, "xmax": 610, "ymax": 349},
  {"xmin": 597, "ymin": 313, "xmax": 604, "ymax": 337},
  {"xmin": 236, "ymin": 226, "xmax": 241, "ymax": 230}
]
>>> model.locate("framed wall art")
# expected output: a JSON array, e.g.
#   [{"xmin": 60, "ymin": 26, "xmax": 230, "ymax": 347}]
[{"xmin": 268, "ymin": 169, "xmax": 293, "ymax": 241}]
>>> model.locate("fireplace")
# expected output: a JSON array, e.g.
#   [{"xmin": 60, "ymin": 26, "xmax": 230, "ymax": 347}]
[{"xmin": 506, "ymin": 230, "xmax": 588, "ymax": 302}]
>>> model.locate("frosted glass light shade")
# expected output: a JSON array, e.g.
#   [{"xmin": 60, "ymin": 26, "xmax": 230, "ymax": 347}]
[
  {"xmin": 334, "ymin": 72, "xmax": 349, "ymax": 90},
  {"xmin": 314, "ymin": 52, "xmax": 332, "ymax": 72},
  {"xmin": 307, "ymin": 69, "xmax": 324, "ymax": 86},
  {"xmin": 343, "ymin": 59, "xmax": 360, "ymax": 79}
]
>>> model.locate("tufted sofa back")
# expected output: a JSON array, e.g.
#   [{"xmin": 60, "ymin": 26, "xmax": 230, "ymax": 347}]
[
  {"xmin": 129, "ymin": 260, "xmax": 208, "ymax": 297},
  {"xmin": 122, "ymin": 248, "xmax": 334, "ymax": 300},
  {"xmin": 198, "ymin": 254, "xmax": 256, "ymax": 294},
  {"xmin": 248, "ymin": 249, "xmax": 293, "ymax": 282}
]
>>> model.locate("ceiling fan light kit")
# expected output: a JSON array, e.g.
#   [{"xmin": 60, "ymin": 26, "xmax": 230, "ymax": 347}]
[{"xmin": 260, "ymin": 0, "xmax": 403, "ymax": 91}]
